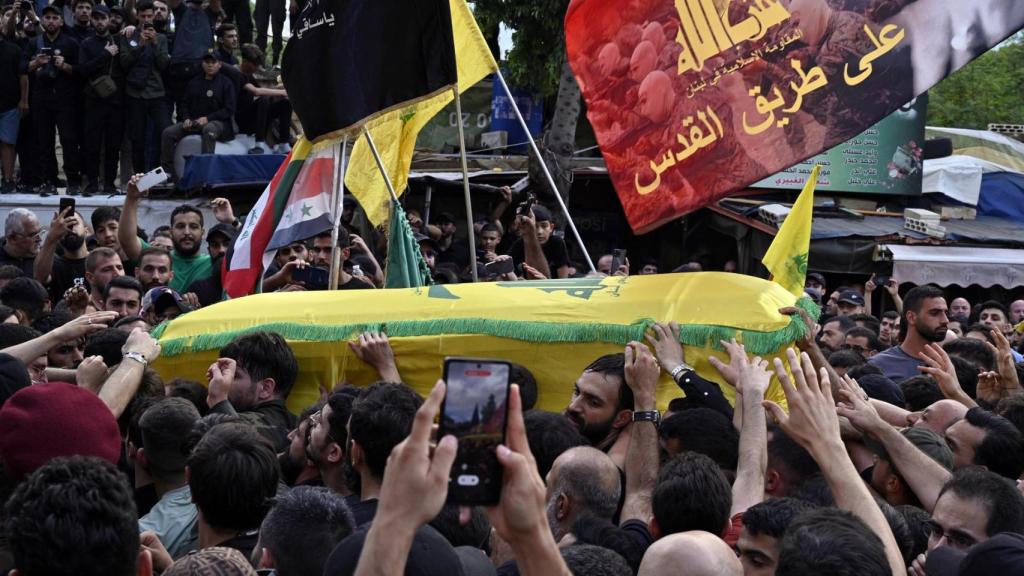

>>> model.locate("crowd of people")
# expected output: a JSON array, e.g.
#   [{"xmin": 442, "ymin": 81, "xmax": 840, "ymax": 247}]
[
  {"xmin": 3, "ymin": 168, "xmax": 1024, "ymax": 574},
  {"xmin": 0, "ymin": 0, "xmax": 293, "ymax": 197}
]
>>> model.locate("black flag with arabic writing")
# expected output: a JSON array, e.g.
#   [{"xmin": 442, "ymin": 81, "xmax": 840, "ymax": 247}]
[{"xmin": 281, "ymin": 0, "xmax": 457, "ymax": 142}]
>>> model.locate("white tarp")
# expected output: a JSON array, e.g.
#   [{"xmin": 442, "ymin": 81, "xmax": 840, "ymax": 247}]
[{"xmin": 883, "ymin": 244, "xmax": 1024, "ymax": 288}]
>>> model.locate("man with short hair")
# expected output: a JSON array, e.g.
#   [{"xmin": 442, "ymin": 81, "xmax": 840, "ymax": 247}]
[
  {"xmin": 306, "ymin": 391, "xmax": 356, "ymax": 497},
  {"xmin": 205, "ymin": 331, "xmax": 298, "ymax": 451},
  {"xmin": 78, "ymin": 3, "xmax": 124, "ymax": 196},
  {"xmin": 972, "ymin": 300, "xmax": 1011, "ymax": 335},
  {"xmin": 906, "ymin": 399, "xmax": 967, "ymax": 435},
  {"xmin": 4, "ymin": 456, "xmax": 151, "ymax": 576},
  {"xmin": 736, "ymin": 497, "xmax": 817, "ymax": 576},
  {"xmin": 67, "ymin": 0, "xmax": 95, "ymax": 41},
  {"xmin": 775, "ymin": 508, "xmax": 890, "ymax": 576},
  {"xmin": 564, "ymin": 353, "xmax": 632, "ymax": 452},
  {"xmin": 236, "ymin": 43, "xmax": 291, "ymax": 154},
  {"xmin": 927, "ymin": 466, "xmax": 1024, "ymax": 552},
  {"xmin": 214, "ymin": 23, "xmax": 239, "ymax": 64},
  {"xmin": 1010, "ymin": 299, "xmax": 1024, "ymax": 324},
  {"xmin": 868, "ymin": 427, "xmax": 952, "ymax": 508},
  {"xmin": 26, "ymin": 4, "xmax": 82, "ymax": 196},
  {"xmin": 120, "ymin": 0, "xmax": 170, "ymax": 173},
  {"xmin": 137, "ymin": 398, "xmax": 202, "ymax": 558},
  {"xmin": 91, "ymin": 206, "xmax": 122, "ymax": 253},
  {"xmin": 279, "ymin": 402, "xmax": 323, "ymax": 486},
  {"xmin": 34, "ymin": 207, "xmax": 88, "ymax": 302},
  {"xmin": 764, "ymin": 426, "xmax": 820, "ymax": 498},
  {"xmin": 879, "ymin": 310, "xmax": 900, "ymax": 346},
  {"xmin": 102, "ymin": 275, "xmax": 142, "ymax": 319},
  {"xmin": 0, "ymin": 208, "xmax": 41, "ymax": 275},
  {"xmin": 160, "ymin": 50, "xmax": 235, "ymax": 175},
  {"xmin": 844, "ymin": 326, "xmax": 881, "ymax": 359},
  {"xmin": 0, "ymin": 277, "xmax": 49, "ymax": 324},
  {"xmin": 253, "ymin": 486, "xmax": 356, "ymax": 576},
  {"xmin": 869, "ymin": 285, "xmax": 947, "ymax": 382},
  {"xmin": 85, "ymin": 246, "xmax": 124, "ymax": 309},
  {"xmin": 818, "ymin": 315, "xmax": 854, "ymax": 354},
  {"xmin": 136, "ymin": 247, "xmax": 174, "ymax": 291},
  {"xmin": 544, "ymin": 446, "xmax": 621, "ymax": 542},
  {"xmin": 345, "ymin": 382, "xmax": 424, "ymax": 526},
  {"xmin": 950, "ymin": 297, "xmax": 971, "ymax": 318},
  {"xmin": 651, "ymin": 452, "xmax": 732, "ymax": 538},
  {"xmin": 121, "ymin": 182, "xmax": 213, "ymax": 292},
  {"xmin": 307, "ymin": 229, "xmax": 372, "ymax": 290},
  {"xmin": 507, "ymin": 204, "xmax": 570, "ymax": 279},
  {"xmin": 187, "ymin": 422, "xmax": 279, "ymax": 554}
]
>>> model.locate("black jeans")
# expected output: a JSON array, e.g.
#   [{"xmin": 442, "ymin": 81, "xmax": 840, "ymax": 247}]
[
  {"xmin": 128, "ymin": 96, "xmax": 169, "ymax": 173},
  {"xmin": 83, "ymin": 95, "xmax": 125, "ymax": 187},
  {"xmin": 33, "ymin": 97, "xmax": 80, "ymax": 184},
  {"xmin": 254, "ymin": 0, "xmax": 285, "ymax": 65},
  {"xmin": 221, "ymin": 0, "xmax": 253, "ymax": 43},
  {"xmin": 255, "ymin": 96, "xmax": 292, "ymax": 143}
]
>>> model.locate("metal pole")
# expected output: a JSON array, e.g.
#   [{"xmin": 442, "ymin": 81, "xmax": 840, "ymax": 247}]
[
  {"xmin": 362, "ymin": 127, "xmax": 400, "ymax": 203},
  {"xmin": 495, "ymin": 69, "xmax": 596, "ymax": 273},
  {"xmin": 453, "ymin": 86, "xmax": 479, "ymax": 282},
  {"xmin": 328, "ymin": 137, "xmax": 349, "ymax": 290}
]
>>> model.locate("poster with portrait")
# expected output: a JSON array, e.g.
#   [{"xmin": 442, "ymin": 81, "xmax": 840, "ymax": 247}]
[{"xmin": 565, "ymin": 0, "xmax": 1024, "ymax": 233}]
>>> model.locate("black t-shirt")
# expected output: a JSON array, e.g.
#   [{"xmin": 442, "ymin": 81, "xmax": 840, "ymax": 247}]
[
  {"xmin": 235, "ymin": 72, "xmax": 258, "ymax": 133},
  {"xmin": 507, "ymin": 234, "xmax": 570, "ymax": 274},
  {"xmin": 344, "ymin": 495, "xmax": 378, "ymax": 528},
  {"xmin": 338, "ymin": 276, "xmax": 374, "ymax": 290},
  {"xmin": 48, "ymin": 254, "xmax": 87, "ymax": 303},
  {"xmin": 0, "ymin": 242, "xmax": 34, "ymax": 276},
  {"xmin": 0, "ymin": 39, "xmax": 23, "ymax": 111}
]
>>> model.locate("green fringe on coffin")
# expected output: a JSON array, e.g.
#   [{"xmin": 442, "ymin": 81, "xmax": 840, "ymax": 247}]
[{"xmin": 156, "ymin": 297, "xmax": 821, "ymax": 358}]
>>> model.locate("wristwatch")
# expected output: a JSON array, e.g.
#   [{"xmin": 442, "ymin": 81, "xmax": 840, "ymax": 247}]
[
  {"xmin": 123, "ymin": 351, "xmax": 148, "ymax": 366},
  {"xmin": 632, "ymin": 410, "xmax": 662, "ymax": 427},
  {"xmin": 669, "ymin": 362, "xmax": 696, "ymax": 381}
]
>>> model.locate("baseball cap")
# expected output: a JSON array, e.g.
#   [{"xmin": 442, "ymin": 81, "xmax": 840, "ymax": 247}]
[
  {"xmin": 0, "ymin": 352, "xmax": 30, "ymax": 407},
  {"xmin": 531, "ymin": 204, "xmax": 553, "ymax": 223},
  {"xmin": 91, "ymin": 4, "xmax": 110, "ymax": 16},
  {"xmin": 838, "ymin": 289, "xmax": 865, "ymax": 307},
  {"xmin": 414, "ymin": 233, "xmax": 439, "ymax": 252},
  {"xmin": 806, "ymin": 272, "xmax": 826, "ymax": 286},
  {"xmin": 0, "ymin": 382, "xmax": 121, "ymax": 482},
  {"xmin": 206, "ymin": 222, "xmax": 238, "ymax": 243},
  {"xmin": 960, "ymin": 532, "xmax": 1024, "ymax": 576},
  {"xmin": 141, "ymin": 286, "xmax": 194, "ymax": 316},
  {"xmin": 868, "ymin": 426, "xmax": 953, "ymax": 470},
  {"xmin": 433, "ymin": 211, "xmax": 457, "ymax": 225},
  {"xmin": 40, "ymin": 4, "xmax": 61, "ymax": 15},
  {"xmin": 202, "ymin": 48, "xmax": 218, "ymax": 61}
]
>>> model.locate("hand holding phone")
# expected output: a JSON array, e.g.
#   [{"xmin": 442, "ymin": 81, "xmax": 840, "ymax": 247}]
[
  {"xmin": 291, "ymin": 265, "xmax": 329, "ymax": 290},
  {"xmin": 609, "ymin": 249, "xmax": 627, "ymax": 276},
  {"xmin": 136, "ymin": 166, "xmax": 169, "ymax": 193},
  {"xmin": 440, "ymin": 357, "xmax": 512, "ymax": 505}
]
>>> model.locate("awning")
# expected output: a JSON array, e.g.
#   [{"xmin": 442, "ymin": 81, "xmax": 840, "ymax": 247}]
[{"xmin": 880, "ymin": 245, "xmax": 1024, "ymax": 288}]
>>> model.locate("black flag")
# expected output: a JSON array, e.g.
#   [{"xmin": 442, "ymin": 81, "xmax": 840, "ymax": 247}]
[{"xmin": 282, "ymin": 0, "xmax": 458, "ymax": 142}]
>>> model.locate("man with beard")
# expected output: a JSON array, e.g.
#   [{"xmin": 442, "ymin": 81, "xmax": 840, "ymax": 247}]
[
  {"xmin": 869, "ymin": 286, "xmax": 948, "ymax": 383},
  {"xmin": 34, "ymin": 207, "xmax": 88, "ymax": 302},
  {"xmin": 564, "ymin": 353, "xmax": 633, "ymax": 454},
  {"xmin": 278, "ymin": 401, "xmax": 323, "ymax": 487},
  {"xmin": 308, "ymin": 229, "xmax": 373, "ymax": 291},
  {"xmin": 306, "ymin": 391, "xmax": 358, "ymax": 496},
  {"xmin": 135, "ymin": 247, "xmax": 173, "ymax": 292},
  {"xmin": 84, "ymin": 246, "xmax": 124, "ymax": 310},
  {"xmin": 78, "ymin": 4, "xmax": 123, "ymax": 196},
  {"xmin": 120, "ymin": 173, "xmax": 213, "ymax": 292}
]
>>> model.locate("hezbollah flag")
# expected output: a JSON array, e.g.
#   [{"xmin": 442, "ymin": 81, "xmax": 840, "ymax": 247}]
[
  {"xmin": 345, "ymin": 0, "xmax": 499, "ymax": 225},
  {"xmin": 281, "ymin": 0, "xmax": 457, "ymax": 142},
  {"xmin": 152, "ymin": 273, "xmax": 818, "ymax": 413},
  {"xmin": 385, "ymin": 199, "xmax": 432, "ymax": 289},
  {"xmin": 762, "ymin": 165, "xmax": 820, "ymax": 297}
]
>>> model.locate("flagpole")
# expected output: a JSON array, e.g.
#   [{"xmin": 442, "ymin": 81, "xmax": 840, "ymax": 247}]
[
  {"xmin": 453, "ymin": 86, "xmax": 479, "ymax": 282},
  {"xmin": 328, "ymin": 136, "xmax": 349, "ymax": 291},
  {"xmin": 495, "ymin": 69, "xmax": 596, "ymax": 274},
  {"xmin": 361, "ymin": 127, "xmax": 400, "ymax": 203}
]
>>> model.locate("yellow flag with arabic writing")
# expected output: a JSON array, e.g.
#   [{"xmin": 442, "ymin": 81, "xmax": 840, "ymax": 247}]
[
  {"xmin": 762, "ymin": 164, "xmax": 820, "ymax": 297},
  {"xmin": 344, "ymin": 0, "xmax": 498, "ymax": 226}
]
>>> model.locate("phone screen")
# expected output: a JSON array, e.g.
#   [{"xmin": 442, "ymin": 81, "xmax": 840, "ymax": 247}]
[
  {"xmin": 292, "ymin": 266, "xmax": 329, "ymax": 290},
  {"xmin": 441, "ymin": 358, "xmax": 511, "ymax": 505},
  {"xmin": 484, "ymin": 258, "xmax": 514, "ymax": 276},
  {"xmin": 59, "ymin": 197, "xmax": 75, "ymax": 215}
]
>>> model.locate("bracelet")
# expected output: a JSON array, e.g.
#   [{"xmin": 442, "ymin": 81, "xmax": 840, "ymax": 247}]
[
  {"xmin": 669, "ymin": 362, "xmax": 694, "ymax": 381},
  {"xmin": 123, "ymin": 351, "xmax": 147, "ymax": 366}
]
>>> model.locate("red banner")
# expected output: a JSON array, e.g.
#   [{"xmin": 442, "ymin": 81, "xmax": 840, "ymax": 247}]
[{"xmin": 565, "ymin": 0, "xmax": 1024, "ymax": 233}]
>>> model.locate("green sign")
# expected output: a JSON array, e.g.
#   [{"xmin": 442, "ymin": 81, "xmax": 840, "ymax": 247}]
[{"xmin": 754, "ymin": 95, "xmax": 928, "ymax": 196}]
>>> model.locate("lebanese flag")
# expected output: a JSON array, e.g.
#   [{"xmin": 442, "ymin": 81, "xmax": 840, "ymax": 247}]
[{"xmin": 224, "ymin": 138, "xmax": 336, "ymax": 298}]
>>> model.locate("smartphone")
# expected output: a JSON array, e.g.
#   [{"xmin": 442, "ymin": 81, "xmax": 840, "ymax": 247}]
[
  {"xmin": 484, "ymin": 258, "xmax": 514, "ymax": 277},
  {"xmin": 516, "ymin": 193, "xmax": 536, "ymax": 216},
  {"xmin": 440, "ymin": 357, "xmax": 512, "ymax": 505},
  {"xmin": 292, "ymin": 266, "xmax": 329, "ymax": 290},
  {"xmin": 39, "ymin": 46, "xmax": 53, "ymax": 56},
  {"xmin": 59, "ymin": 196, "xmax": 75, "ymax": 216},
  {"xmin": 137, "ymin": 166, "xmax": 169, "ymax": 193},
  {"xmin": 609, "ymin": 248, "xmax": 627, "ymax": 275},
  {"xmin": 872, "ymin": 274, "xmax": 891, "ymax": 287}
]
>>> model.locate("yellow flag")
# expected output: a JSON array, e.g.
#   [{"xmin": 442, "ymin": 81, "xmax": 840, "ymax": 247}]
[
  {"xmin": 762, "ymin": 164, "xmax": 820, "ymax": 297},
  {"xmin": 345, "ymin": 0, "xmax": 499, "ymax": 225}
]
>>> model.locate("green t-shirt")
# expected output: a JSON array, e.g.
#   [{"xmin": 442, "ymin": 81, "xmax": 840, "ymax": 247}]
[{"xmin": 140, "ymin": 240, "xmax": 213, "ymax": 293}]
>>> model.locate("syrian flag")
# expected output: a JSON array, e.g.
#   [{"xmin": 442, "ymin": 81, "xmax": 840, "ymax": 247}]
[{"xmin": 223, "ymin": 138, "xmax": 336, "ymax": 298}]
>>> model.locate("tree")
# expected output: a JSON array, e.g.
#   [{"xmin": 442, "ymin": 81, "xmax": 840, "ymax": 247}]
[
  {"xmin": 473, "ymin": 0, "xmax": 580, "ymax": 201},
  {"xmin": 927, "ymin": 36, "xmax": 1024, "ymax": 128}
]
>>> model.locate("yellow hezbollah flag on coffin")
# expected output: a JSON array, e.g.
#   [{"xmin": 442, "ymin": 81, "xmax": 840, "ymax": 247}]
[
  {"xmin": 762, "ymin": 165, "xmax": 820, "ymax": 297},
  {"xmin": 344, "ymin": 0, "xmax": 499, "ymax": 225},
  {"xmin": 151, "ymin": 273, "xmax": 818, "ymax": 414}
]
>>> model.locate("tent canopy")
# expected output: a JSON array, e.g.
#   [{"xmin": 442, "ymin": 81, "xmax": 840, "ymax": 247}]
[{"xmin": 880, "ymin": 244, "xmax": 1024, "ymax": 288}]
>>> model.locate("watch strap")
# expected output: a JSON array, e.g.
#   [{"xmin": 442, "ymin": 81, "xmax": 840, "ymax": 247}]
[
  {"xmin": 669, "ymin": 362, "xmax": 695, "ymax": 380},
  {"xmin": 123, "ymin": 351, "xmax": 148, "ymax": 366},
  {"xmin": 632, "ymin": 410, "xmax": 661, "ymax": 425}
]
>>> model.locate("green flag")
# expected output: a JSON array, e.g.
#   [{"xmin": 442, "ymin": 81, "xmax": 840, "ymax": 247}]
[{"xmin": 385, "ymin": 199, "xmax": 432, "ymax": 289}]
